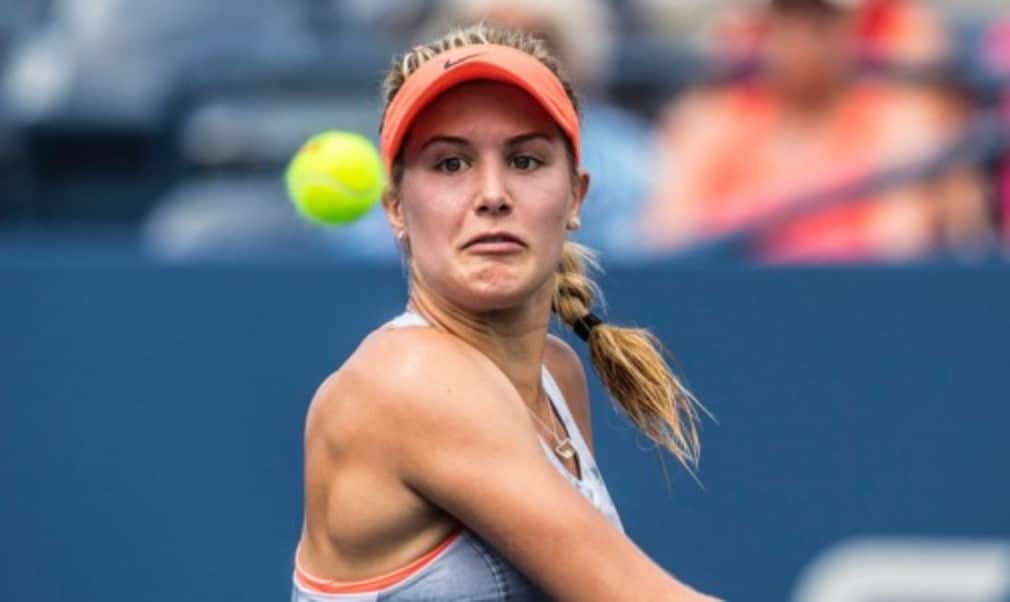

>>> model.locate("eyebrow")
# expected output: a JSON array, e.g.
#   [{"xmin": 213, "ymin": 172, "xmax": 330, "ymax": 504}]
[
  {"xmin": 417, "ymin": 131, "xmax": 554, "ymax": 153},
  {"xmin": 418, "ymin": 135, "xmax": 468, "ymax": 152},
  {"xmin": 505, "ymin": 132, "xmax": 553, "ymax": 147}
]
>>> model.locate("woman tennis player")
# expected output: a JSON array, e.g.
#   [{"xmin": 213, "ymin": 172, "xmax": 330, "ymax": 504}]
[{"xmin": 293, "ymin": 25, "xmax": 718, "ymax": 601}]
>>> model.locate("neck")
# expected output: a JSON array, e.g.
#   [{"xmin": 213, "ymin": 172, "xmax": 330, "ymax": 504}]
[{"xmin": 406, "ymin": 280, "xmax": 553, "ymax": 408}]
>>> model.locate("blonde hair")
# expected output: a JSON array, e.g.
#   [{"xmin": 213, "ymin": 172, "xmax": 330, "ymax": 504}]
[{"xmin": 381, "ymin": 24, "xmax": 704, "ymax": 471}]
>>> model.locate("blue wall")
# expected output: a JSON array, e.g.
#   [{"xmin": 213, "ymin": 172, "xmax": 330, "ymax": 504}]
[{"xmin": 2, "ymin": 258, "xmax": 1008, "ymax": 600}]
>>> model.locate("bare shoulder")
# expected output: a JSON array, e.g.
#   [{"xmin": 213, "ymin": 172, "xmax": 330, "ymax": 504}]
[
  {"xmin": 306, "ymin": 324, "xmax": 522, "ymax": 458},
  {"xmin": 543, "ymin": 334, "xmax": 594, "ymax": 452}
]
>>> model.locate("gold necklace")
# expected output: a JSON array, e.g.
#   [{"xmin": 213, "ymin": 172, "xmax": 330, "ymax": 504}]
[{"xmin": 527, "ymin": 388, "xmax": 578, "ymax": 460}]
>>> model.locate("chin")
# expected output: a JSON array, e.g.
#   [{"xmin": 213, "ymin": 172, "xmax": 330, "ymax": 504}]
[
  {"xmin": 454, "ymin": 263, "xmax": 547, "ymax": 313},
  {"xmin": 458, "ymin": 278, "xmax": 531, "ymax": 313}
]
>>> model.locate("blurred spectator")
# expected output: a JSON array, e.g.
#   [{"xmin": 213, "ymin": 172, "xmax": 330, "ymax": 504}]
[
  {"xmin": 632, "ymin": 0, "xmax": 949, "ymax": 69},
  {"xmin": 1000, "ymin": 93, "xmax": 1009, "ymax": 246},
  {"xmin": 989, "ymin": 17, "xmax": 1010, "ymax": 245},
  {"xmin": 641, "ymin": 0, "xmax": 990, "ymax": 263}
]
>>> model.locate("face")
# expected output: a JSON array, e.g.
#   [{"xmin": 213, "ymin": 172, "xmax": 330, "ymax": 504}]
[
  {"xmin": 384, "ymin": 81, "xmax": 587, "ymax": 314},
  {"xmin": 765, "ymin": 8, "xmax": 854, "ymax": 99}
]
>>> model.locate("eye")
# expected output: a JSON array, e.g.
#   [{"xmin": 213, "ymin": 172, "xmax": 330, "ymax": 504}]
[
  {"xmin": 510, "ymin": 155, "xmax": 542, "ymax": 171},
  {"xmin": 435, "ymin": 157, "xmax": 467, "ymax": 173}
]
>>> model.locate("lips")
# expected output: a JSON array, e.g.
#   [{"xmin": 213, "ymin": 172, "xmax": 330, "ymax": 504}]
[{"xmin": 462, "ymin": 231, "xmax": 526, "ymax": 251}]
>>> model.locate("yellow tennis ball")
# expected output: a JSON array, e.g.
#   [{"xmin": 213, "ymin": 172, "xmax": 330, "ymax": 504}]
[{"xmin": 285, "ymin": 130, "xmax": 385, "ymax": 225}]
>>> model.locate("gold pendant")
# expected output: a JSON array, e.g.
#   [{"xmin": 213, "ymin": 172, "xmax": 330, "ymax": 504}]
[{"xmin": 555, "ymin": 438, "xmax": 576, "ymax": 460}]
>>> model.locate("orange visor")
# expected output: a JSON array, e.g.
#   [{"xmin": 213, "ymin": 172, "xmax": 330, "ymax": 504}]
[{"xmin": 379, "ymin": 44, "xmax": 581, "ymax": 175}]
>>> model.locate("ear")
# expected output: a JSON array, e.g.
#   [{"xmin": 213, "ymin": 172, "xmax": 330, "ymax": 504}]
[
  {"xmin": 382, "ymin": 188, "xmax": 406, "ymax": 238},
  {"xmin": 567, "ymin": 170, "xmax": 590, "ymax": 225}
]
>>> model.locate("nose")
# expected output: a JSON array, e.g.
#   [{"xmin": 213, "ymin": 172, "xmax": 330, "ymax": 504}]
[{"xmin": 474, "ymin": 160, "xmax": 512, "ymax": 218}]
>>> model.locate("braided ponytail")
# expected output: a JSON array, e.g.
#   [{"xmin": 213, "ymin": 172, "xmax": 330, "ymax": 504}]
[{"xmin": 553, "ymin": 241, "xmax": 704, "ymax": 471}]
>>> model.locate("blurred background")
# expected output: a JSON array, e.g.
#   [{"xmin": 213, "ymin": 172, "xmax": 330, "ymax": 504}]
[{"xmin": 1, "ymin": 0, "xmax": 1009, "ymax": 600}]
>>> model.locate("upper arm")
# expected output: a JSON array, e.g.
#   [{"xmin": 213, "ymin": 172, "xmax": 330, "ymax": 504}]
[{"xmin": 365, "ymin": 329, "xmax": 699, "ymax": 601}]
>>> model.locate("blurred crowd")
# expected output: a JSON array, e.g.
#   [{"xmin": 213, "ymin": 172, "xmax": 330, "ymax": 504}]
[{"xmin": 0, "ymin": 0, "xmax": 1008, "ymax": 264}]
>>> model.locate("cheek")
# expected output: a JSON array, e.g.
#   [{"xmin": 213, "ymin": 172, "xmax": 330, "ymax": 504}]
[
  {"xmin": 400, "ymin": 176, "xmax": 469, "ymax": 246},
  {"xmin": 514, "ymin": 175, "xmax": 573, "ymax": 273},
  {"xmin": 523, "ymin": 176, "xmax": 573, "ymax": 231}
]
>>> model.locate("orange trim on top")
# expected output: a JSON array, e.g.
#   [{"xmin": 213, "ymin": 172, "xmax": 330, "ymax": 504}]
[{"xmin": 295, "ymin": 529, "xmax": 464, "ymax": 594}]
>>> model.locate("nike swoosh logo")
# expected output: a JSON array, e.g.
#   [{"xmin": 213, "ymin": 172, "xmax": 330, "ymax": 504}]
[{"xmin": 443, "ymin": 53, "xmax": 484, "ymax": 70}]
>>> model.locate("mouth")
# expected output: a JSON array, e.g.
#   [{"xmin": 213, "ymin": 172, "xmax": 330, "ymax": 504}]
[{"xmin": 462, "ymin": 231, "xmax": 527, "ymax": 254}]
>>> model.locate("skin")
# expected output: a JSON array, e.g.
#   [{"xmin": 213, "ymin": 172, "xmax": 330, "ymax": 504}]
[
  {"xmin": 297, "ymin": 81, "xmax": 716, "ymax": 600},
  {"xmin": 764, "ymin": 7, "xmax": 855, "ymax": 112}
]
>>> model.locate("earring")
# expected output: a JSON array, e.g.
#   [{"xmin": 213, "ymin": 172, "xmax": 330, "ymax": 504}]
[
  {"xmin": 567, "ymin": 217, "xmax": 581, "ymax": 231},
  {"xmin": 395, "ymin": 230, "xmax": 406, "ymax": 240}
]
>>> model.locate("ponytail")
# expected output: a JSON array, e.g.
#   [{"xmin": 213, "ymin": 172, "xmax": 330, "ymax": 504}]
[{"xmin": 552, "ymin": 241, "xmax": 704, "ymax": 471}]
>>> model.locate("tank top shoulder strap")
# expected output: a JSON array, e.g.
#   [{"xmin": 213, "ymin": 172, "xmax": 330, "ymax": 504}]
[
  {"xmin": 540, "ymin": 366, "xmax": 594, "ymax": 467},
  {"xmin": 540, "ymin": 365, "xmax": 625, "ymax": 532},
  {"xmin": 383, "ymin": 310, "xmax": 429, "ymax": 329}
]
